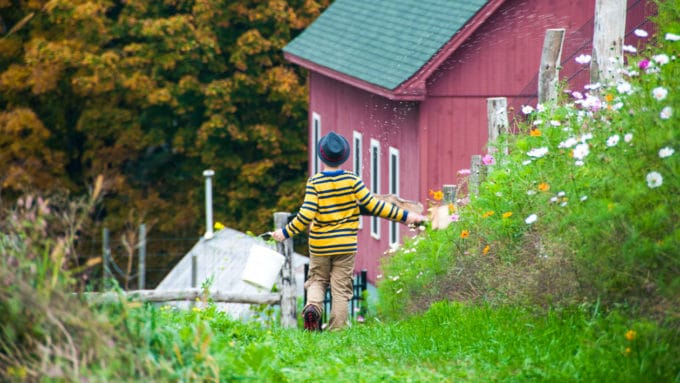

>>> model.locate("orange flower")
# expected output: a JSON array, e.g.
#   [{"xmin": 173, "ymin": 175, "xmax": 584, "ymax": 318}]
[
  {"xmin": 460, "ymin": 230, "xmax": 469, "ymax": 239},
  {"xmin": 604, "ymin": 93, "xmax": 614, "ymax": 102},
  {"xmin": 530, "ymin": 129, "xmax": 542, "ymax": 137},
  {"xmin": 482, "ymin": 245, "xmax": 490, "ymax": 254},
  {"xmin": 432, "ymin": 190, "xmax": 443, "ymax": 201},
  {"xmin": 538, "ymin": 182, "xmax": 550, "ymax": 192},
  {"xmin": 482, "ymin": 210, "xmax": 495, "ymax": 218},
  {"xmin": 625, "ymin": 330, "xmax": 637, "ymax": 341},
  {"xmin": 502, "ymin": 212, "xmax": 513, "ymax": 219}
]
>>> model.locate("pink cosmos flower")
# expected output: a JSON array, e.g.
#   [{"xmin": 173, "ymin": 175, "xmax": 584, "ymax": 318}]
[
  {"xmin": 482, "ymin": 154, "xmax": 495, "ymax": 165},
  {"xmin": 639, "ymin": 59, "xmax": 650, "ymax": 70}
]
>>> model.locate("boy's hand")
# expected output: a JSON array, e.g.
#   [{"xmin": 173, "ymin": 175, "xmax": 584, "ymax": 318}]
[
  {"xmin": 405, "ymin": 212, "xmax": 428, "ymax": 226},
  {"xmin": 271, "ymin": 228, "xmax": 286, "ymax": 242}
]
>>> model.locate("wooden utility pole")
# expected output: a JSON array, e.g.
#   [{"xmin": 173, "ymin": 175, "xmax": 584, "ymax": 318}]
[
  {"xmin": 590, "ymin": 0, "xmax": 626, "ymax": 84},
  {"xmin": 275, "ymin": 212, "xmax": 297, "ymax": 328},
  {"xmin": 538, "ymin": 29, "xmax": 566, "ymax": 103}
]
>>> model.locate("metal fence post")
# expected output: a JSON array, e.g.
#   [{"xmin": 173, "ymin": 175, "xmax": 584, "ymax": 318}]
[
  {"xmin": 138, "ymin": 223, "xmax": 146, "ymax": 290},
  {"xmin": 102, "ymin": 227, "xmax": 111, "ymax": 289}
]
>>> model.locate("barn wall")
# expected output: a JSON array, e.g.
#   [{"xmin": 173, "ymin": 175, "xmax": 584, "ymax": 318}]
[
  {"xmin": 309, "ymin": 72, "xmax": 421, "ymax": 282},
  {"xmin": 420, "ymin": 0, "xmax": 656, "ymax": 198}
]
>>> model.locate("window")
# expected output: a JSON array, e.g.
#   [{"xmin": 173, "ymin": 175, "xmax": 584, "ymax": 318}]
[
  {"xmin": 370, "ymin": 139, "xmax": 380, "ymax": 239},
  {"xmin": 312, "ymin": 113, "xmax": 321, "ymax": 175},
  {"xmin": 353, "ymin": 131, "xmax": 363, "ymax": 229},
  {"xmin": 389, "ymin": 147, "xmax": 400, "ymax": 246}
]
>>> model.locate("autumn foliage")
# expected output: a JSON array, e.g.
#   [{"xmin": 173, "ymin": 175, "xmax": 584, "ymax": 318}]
[{"xmin": 0, "ymin": 1, "xmax": 328, "ymax": 248}]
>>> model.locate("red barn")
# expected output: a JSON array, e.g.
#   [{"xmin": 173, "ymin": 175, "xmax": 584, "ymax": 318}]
[{"xmin": 283, "ymin": 0, "xmax": 655, "ymax": 283}]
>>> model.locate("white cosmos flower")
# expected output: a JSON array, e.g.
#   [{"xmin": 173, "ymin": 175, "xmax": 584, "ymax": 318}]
[
  {"xmin": 522, "ymin": 105, "xmax": 534, "ymax": 115},
  {"xmin": 624, "ymin": 133, "xmax": 633, "ymax": 143},
  {"xmin": 584, "ymin": 83, "xmax": 601, "ymax": 90},
  {"xmin": 652, "ymin": 87, "xmax": 668, "ymax": 100},
  {"xmin": 659, "ymin": 147, "xmax": 675, "ymax": 158},
  {"xmin": 527, "ymin": 147, "xmax": 549, "ymax": 158},
  {"xmin": 617, "ymin": 81, "xmax": 633, "ymax": 95},
  {"xmin": 550, "ymin": 120, "xmax": 561, "ymax": 127},
  {"xmin": 634, "ymin": 29, "xmax": 648, "ymax": 38},
  {"xmin": 525, "ymin": 214, "xmax": 538, "ymax": 224},
  {"xmin": 666, "ymin": 33, "xmax": 680, "ymax": 41},
  {"xmin": 646, "ymin": 171, "xmax": 663, "ymax": 188},
  {"xmin": 536, "ymin": 103, "xmax": 545, "ymax": 112},
  {"xmin": 573, "ymin": 143, "xmax": 590, "ymax": 160},
  {"xmin": 575, "ymin": 54, "xmax": 592, "ymax": 64},
  {"xmin": 660, "ymin": 106, "xmax": 673, "ymax": 120},
  {"xmin": 623, "ymin": 45, "xmax": 637, "ymax": 53},
  {"xmin": 559, "ymin": 137, "xmax": 578, "ymax": 148},
  {"xmin": 575, "ymin": 160, "xmax": 585, "ymax": 166},
  {"xmin": 606, "ymin": 135, "xmax": 620, "ymax": 147},
  {"xmin": 653, "ymin": 54, "xmax": 670, "ymax": 65}
]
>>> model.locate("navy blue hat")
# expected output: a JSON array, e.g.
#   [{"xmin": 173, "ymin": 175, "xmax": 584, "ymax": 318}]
[{"xmin": 318, "ymin": 132, "xmax": 350, "ymax": 166}]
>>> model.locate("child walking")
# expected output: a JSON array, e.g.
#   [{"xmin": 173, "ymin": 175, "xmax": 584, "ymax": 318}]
[{"xmin": 272, "ymin": 131, "xmax": 427, "ymax": 331}]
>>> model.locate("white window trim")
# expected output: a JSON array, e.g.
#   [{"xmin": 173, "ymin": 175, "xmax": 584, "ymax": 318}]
[
  {"xmin": 389, "ymin": 146, "xmax": 400, "ymax": 246},
  {"xmin": 353, "ymin": 131, "xmax": 363, "ymax": 229},
  {"xmin": 312, "ymin": 113, "xmax": 321, "ymax": 175},
  {"xmin": 370, "ymin": 139, "xmax": 380, "ymax": 239}
]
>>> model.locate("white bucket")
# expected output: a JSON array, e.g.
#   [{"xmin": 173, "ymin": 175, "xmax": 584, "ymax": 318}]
[{"xmin": 241, "ymin": 244, "xmax": 286, "ymax": 290}]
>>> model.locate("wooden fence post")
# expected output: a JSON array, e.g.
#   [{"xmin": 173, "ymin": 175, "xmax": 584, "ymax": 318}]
[
  {"xmin": 486, "ymin": 97, "xmax": 509, "ymax": 156},
  {"xmin": 470, "ymin": 155, "xmax": 483, "ymax": 196},
  {"xmin": 275, "ymin": 212, "xmax": 297, "ymax": 328},
  {"xmin": 590, "ymin": 0, "xmax": 626, "ymax": 84},
  {"xmin": 443, "ymin": 184, "xmax": 457, "ymax": 204},
  {"xmin": 538, "ymin": 29, "xmax": 566, "ymax": 103}
]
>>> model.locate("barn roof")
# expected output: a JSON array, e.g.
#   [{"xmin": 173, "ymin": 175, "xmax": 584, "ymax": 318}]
[{"xmin": 283, "ymin": 0, "xmax": 500, "ymax": 98}]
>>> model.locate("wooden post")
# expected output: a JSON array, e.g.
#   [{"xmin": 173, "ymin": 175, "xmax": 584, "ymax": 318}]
[
  {"xmin": 538, "ymin": 29, "xmax": 566, "ymax": 103},
  {"xmin": 470, "ymin": 155, "xmax": 482, "ymax": 196},
  {"xmin": 486, "ymin": 97, "xmax": 509, "ymax": 156},
  {"xmin": 590, "ymin": 0, "xmax": 626, "ymax": 84},
  {"xmin": 102, "ymin": 227, "xmax": 111, "ymax": 289},
  {"xmin": 275, "ymin": 212, "xmax": 297, "ymax": 328},
  {"xmin": 442, "ymin": 184, "xmax": 457, "ymax": 204},
  {"xmin": 138, "ymin": 223, "xmax": 146, "ymax": 290}
]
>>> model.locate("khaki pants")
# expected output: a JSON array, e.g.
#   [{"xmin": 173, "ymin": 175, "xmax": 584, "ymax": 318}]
[{"xmin": 304, "ymin": 252, "xmax": 355, "ymax": 331}]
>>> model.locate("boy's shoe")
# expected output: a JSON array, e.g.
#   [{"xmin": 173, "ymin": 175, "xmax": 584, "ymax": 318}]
[{"xmin": 302, "ymin": 305, "xmax": 322, "ymax": 332}]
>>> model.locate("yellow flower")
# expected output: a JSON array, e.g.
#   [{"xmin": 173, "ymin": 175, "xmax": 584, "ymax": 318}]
[
  {"xmin": 530, "ymin": 128, "xmax": 542, "ymax": 137},
  {"xmin": 625, "ymin": 347, "xmax": 632, "ymax": 356},
  {"xmin": 502, "ymin": 212, "xmax": 513, "ymax": 219},
  {"xmin": 625, "ymin": 329, "xmax": 637, "ymax": 341},
  {"xmin": 482, "ymin": 245, "xmax": 490, "ymax": 254},
  {"xmin": 192, "ymin": 307, "xmax": 201, "ymax": 313},
  {"xmin": 605, "ymin": 93, "xmax": 614, "ymax": 102},
  {"xmin": 432, "ymin": 190, "xmax": 443, "ymax": 201},
  {"xmin": 538, "ymin": 182, "xmax": 550, "ymax": 192},
  {"xmin": 482, "ymin": 211, "xmax": 495, "ymax": 218},
  {"xmin": 214, "ymin": 221, "xmax": 225, "ymax": 230},
  {"xmin": 460, "ymin": 230, "xmax": 470, "ymax": 239},
  {"xmin": 448, "ymin": 203, "xmax": 456, "ymax": 214}
]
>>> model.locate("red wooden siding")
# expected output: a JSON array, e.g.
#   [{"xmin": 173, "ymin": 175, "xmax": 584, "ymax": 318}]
[
  {"xmin": 303, "ymin": 0, "xmax": 656, "ymax": 283},
  {"xmin": 308, "ymin": 72, "xmax": 420, "ymax": 281},
  {"xmin": 420, "ymin": 0, "xmax": 655, "ymax": 200}
]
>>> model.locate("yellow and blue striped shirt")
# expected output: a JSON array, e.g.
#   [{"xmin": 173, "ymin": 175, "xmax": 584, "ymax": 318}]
[{"xmin": 282, "ymin": 170, "xmax": 409, "ymax": 256}]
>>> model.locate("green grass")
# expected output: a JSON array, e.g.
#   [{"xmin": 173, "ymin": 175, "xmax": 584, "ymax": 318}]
[{"xmin": 86, "ymin": 300, "xmax": 676, "ymax": 382}]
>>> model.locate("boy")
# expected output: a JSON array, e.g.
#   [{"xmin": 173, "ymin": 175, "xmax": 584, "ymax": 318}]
[{"xmin": 272, "ymin": 131, "xmax": 427, "ymax": 331}]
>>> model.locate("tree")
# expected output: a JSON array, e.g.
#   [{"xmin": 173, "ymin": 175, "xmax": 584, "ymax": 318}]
[{"xmin": 0, "ymin": 0, "xmax": 329, "ymax": 273}]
